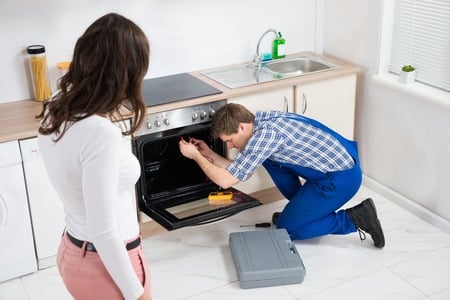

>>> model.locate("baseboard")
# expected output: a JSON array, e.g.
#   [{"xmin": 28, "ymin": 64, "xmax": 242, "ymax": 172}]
[
  {"xmin": 37, "ymin": 256, "xmax": 57, "ymax": 270},
  {"xmin": 363, "ymin": 176, "xmax": 450, "ymax": 234}
]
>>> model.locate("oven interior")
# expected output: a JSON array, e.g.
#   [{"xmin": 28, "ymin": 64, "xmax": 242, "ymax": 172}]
[{"xmin": 135, "ymin": 124, "xmax": 261, "ymax": 230}]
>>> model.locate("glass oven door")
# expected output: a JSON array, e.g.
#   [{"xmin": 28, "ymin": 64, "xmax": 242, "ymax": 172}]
[{"xmin": 142, "ymin": 185, "xmax": 260, "ymax": 230}]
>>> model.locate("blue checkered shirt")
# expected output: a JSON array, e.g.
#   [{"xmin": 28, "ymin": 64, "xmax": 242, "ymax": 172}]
[{"xmin": 227, "ymin": 111, "xmax": 355, "ymax": 181}]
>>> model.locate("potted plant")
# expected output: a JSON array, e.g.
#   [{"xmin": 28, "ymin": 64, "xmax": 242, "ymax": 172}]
[{"xmin": 399, "ymin": 65, "xmax": 417, "ymax": 84}]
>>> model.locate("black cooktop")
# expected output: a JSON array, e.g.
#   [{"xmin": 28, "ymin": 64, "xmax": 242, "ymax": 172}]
[{"xmin": 142, "ymin": 73, "xmax": 223, "ymax": 107}]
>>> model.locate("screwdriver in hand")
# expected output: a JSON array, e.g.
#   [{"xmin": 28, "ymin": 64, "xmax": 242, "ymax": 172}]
[{"xmin": 240, "ymin": 222, "xmax": 271, "ymax": 228}]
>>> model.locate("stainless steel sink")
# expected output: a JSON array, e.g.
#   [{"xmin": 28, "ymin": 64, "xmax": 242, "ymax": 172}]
[
  {"xmin": 264, "ymin": 56, "xmax": 336, "ymax": 76},
  {"xmin": 201, "ymin": 65, "xmax": 279, "ymax": 89},
  {"xmin": 201, "ymin": 55, "xmax": 338, "ymax": 89}
]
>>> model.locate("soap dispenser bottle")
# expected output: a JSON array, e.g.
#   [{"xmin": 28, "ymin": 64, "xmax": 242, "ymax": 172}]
[{"xmin": 272, "ymin": 32, "xmax": 286, "ymax": 59}]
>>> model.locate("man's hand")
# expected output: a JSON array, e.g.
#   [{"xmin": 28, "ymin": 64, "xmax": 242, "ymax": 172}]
[
  {"xmin": 178, "ymin": 137, "xmax": 240, "ymax": 188},
  {"xmin": 179, "ymin": 138, "xmax": 200, "ymax": 160},
  {"xmin": 189, "ymin": 138, "xmax": 213, "ymax": 157}
]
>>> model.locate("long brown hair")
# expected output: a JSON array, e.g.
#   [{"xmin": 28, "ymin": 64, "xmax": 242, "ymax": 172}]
[{"xmin": 37, "ymin": 13, "xmax": 149, "ymax": 141}]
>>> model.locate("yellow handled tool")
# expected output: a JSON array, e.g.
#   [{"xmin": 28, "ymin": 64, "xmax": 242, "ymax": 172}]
[
  {"xmin": 208, "ymin": 191, "xmax": 233, "ymax": 204},
  {"xmin": 208, "ymin": 191, "xmax": 233, "ymax": 201}
]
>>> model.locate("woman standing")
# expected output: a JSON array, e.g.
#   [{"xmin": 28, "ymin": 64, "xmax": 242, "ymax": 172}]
[{"xmin": 37, "ymin": 13, "xmax": 152, "ymax": 299}]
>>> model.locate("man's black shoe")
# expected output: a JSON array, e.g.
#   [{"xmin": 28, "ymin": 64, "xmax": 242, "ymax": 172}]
[
  {"xmin": 346, "ymin": 198, "xmax": 385, "ymax": 248},
  {"xmin": 272, "ymin": 212, "xmax": 281, "ymax": 225}
]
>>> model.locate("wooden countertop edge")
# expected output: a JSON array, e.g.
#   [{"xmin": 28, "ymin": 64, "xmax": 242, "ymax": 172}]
[
  {"xmin": 0, "ymin": 101, "xmax": 43, "ymax": 143},
  {"xmin": 0, "ymin": 52, "xmax": 360, "ymax": 143}
]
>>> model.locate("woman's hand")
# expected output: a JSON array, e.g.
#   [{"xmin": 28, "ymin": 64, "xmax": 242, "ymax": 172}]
[{"xmin": 137, "ymin": 292, "xmax": 152, "ymax": 300}]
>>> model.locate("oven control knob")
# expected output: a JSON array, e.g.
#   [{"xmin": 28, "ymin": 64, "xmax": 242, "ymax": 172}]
[
  {"xmin": 154, "ymin": 120, "xmax": 161, "ymax": 127},
  {"xmin": 146, "ymin": 122, "xmax": 152, "ymax": 129},
  {"xmin": 164, "ymin": 119, "xmax": 170, "ymax": 126},
  {"xmin": 200, "ymin": 111, "xmax": 207, "ymax": 119},
  {"xmin": 209, "ymin": 109, "xmax": 216, "ymax": 118},
  {"xmin": 192, "ymin": 112, "xmax": 199, "ymax": 121}
]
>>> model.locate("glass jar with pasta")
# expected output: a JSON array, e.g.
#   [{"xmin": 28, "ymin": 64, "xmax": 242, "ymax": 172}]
[{"xmin": 26, "ymin": 45, "xmax": 52, "ymax": 101}]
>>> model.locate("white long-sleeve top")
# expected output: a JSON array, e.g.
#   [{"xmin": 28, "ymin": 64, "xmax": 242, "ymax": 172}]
[{"xmin": 38, "ymin": 115, "xmax": 144, "ymax": 299}]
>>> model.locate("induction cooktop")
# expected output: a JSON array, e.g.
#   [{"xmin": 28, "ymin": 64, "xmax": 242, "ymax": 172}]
[{"xmin": 142, "ymin": 73, "xmax": 223, "ymax": 107}]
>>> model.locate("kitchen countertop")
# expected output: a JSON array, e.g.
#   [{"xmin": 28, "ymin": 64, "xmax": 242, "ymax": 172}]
[
  {"xmin": 0, "ymin": 100, "xmax": 43, "ymax": 143},
  {"xmin": 0, "ymin": 52, "xmax": 360, "ymax": 143}
]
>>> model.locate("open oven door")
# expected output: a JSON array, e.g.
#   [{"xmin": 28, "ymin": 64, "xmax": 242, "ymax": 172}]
[
  {"xmin": 133, "ymin": 122, "xmax": 261, "ymax": 231},
  {"xmin": 138, "ymin": 185, "xmax": 261, "ymax": 230}
]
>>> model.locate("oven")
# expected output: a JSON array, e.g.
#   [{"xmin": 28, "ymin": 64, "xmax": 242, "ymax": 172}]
[{"xmin": 133, "ymin": 100, "xmax": 261, "ymax": 230}]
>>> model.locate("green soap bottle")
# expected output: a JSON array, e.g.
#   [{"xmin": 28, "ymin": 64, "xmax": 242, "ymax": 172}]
[{"xmin": 272, "ymin": 32, "xmax": 286, "ymax": 59}]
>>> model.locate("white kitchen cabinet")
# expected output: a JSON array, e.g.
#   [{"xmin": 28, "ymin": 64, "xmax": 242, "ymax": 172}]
[
  {"xmin": 20, "ymin": 137, "xmax": 65, "ymax": 270},
  {"xmin": 0, "ymin": 140, "xmax": 37, "ymax": 282},
  {"xmin": 225, "ymin": 75, "xmax": 357, "ymax": 194},
  {"xmin": 228, "ymin": 87, "xmax": 294, "ymax": 114},
  {"xmin": 295, "ymin": 74, "xmax": 356, "ymax": 140},
  {"xmin": 227, "ymin": 87, "xmax": 294, "ymax": 193}
]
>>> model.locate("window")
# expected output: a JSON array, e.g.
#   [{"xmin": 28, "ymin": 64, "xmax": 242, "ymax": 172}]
[{"xmin": 389, "ymin": 0, "xmax": 450, "ymax": 92}]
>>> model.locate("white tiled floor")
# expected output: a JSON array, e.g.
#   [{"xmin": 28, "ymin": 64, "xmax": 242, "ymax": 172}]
[{"xmin": 1, "ymin": 185, "xmax": 450, "ymax": 299}]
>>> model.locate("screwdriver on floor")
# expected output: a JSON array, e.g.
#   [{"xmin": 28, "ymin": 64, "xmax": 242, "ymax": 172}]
[{"xmin": 240, "ymin": 222, "xmax": 272, "ymax": 228}]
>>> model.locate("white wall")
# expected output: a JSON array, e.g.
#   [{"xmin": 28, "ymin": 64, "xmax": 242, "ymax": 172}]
[
  {"xmin": 0, "ymin": 0, "xmax": 320, "ymax": 104},
  {"xmin": 323, "ymin": 0, "xmax": 450, "ymax": 232}
]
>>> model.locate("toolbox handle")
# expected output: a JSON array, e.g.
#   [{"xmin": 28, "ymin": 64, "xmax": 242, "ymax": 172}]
[{"xmin": 287, "ymin": 241, "xmax": 297, "ymax": 254}]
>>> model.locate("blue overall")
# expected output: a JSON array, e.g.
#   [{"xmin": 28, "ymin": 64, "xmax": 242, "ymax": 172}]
[{"xmin": 262, "ymin": 115, "xmax": 361, "ymax": 240}]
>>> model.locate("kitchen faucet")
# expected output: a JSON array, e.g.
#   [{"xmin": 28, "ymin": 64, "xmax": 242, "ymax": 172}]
[{"xmin": 252, "ymin": 28, "xmax": 279, "ymax": 69}]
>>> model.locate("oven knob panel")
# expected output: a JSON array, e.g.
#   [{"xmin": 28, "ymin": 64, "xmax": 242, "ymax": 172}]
[{"xmin": 133, "ymin": 100, "xmax": 226, "ymax": 137}]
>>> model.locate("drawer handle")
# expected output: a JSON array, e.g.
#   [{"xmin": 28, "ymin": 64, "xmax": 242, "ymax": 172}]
[
  {"xmin": 302, "ymin": 93, "xmax": 308, "ymax": 114},
  {"xmin": 283, "ymin": 96, "xmax": 289, "ymax": 112}
]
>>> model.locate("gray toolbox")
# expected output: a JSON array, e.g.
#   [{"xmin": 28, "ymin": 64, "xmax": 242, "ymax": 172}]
[{"xmin": 229, "ymin": 228, "xmax": 306, "ymax": 289}]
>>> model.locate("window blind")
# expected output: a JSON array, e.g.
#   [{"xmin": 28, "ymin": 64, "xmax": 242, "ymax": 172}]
[{"xmin": 389, "ymin": 0, "xmax": 450, "ymax": 92}]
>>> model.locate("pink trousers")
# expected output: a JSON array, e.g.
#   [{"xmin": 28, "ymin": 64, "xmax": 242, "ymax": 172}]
[{"xmin": 57, "ymin": 232, "xmax": 151, "ymax": 300}]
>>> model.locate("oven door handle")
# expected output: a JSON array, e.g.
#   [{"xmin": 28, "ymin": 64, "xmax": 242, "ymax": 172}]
[{"xmin": 189, "ymin": 211, "xmax": 241, "ymax": 226}]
